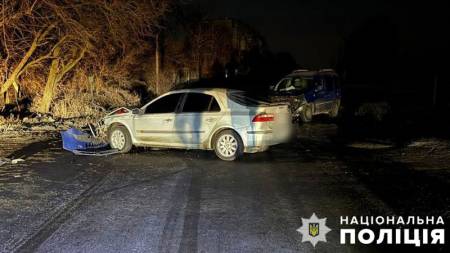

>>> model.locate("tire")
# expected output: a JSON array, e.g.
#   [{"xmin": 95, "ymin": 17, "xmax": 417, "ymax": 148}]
[
  {"xmin": 108, "ymin": 125, "xmax": 132, "ymax": 153},
  {"xmin": 300, "ymin": 104, "xmax": 313, "ymax": 123},
  {"xmin": 213, "ymin": 130, "xmax": 244, "ymax": 161},
  {"xmin": 329, "ymin": 101, "xmax": 340, "ymax": 118}
]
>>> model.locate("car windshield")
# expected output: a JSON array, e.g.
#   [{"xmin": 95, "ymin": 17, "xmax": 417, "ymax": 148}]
[
  {"xmin": 273, "ymin": 76, "xmax": 314, "ymax": 94},
  {"xmin": 228, "ymin": 91, "xmax": 270, "ymax": 107}
]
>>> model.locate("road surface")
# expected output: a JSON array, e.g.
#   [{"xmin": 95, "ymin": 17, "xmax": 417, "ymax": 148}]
[{"xmin": 0, "ymin": 123, "xmax": 448, "ymax": 252}]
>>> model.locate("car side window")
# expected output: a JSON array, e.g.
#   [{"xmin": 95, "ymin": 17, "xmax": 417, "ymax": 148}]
[
  {"xmin": 276, "ymin": 78, "xmax": 294, "ymax": 92},
  {"xmin": 182, "ymin": 93, "xmax": 221, "ymax": 113},
  {"xmin": 292, "ymin": 77, "xmax": 310, "ymax": 92},
  {"xmin": 324, "ymin": 76, "xmax": 334, "ymax": 91},
  {"xmin": 209, "ymin": 97, "xmax": 221, "ymax": 112},
  {"xmin": 145, "ymin": 93, "xmax": 183, "ymax": 114},
  {"xmin": 313, "ymin": 76, "xmax": 324, "ymax": 92}
]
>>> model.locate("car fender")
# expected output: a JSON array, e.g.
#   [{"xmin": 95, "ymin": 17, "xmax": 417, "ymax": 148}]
[
  {"xmin": 207, "ymin": 125, "xmax": 247, "ymax": 150},
  {"xmin": 105, "ymin": 117, "xmax": 136, "ymax": 144}
]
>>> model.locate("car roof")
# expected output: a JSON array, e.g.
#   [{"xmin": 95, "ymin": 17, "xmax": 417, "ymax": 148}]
[
  {"xmin": 167, "ymin": 88, "xmax": 242, "ymax": 95},
  {"xmin": 286, "ymin": 71, "xmax": 317, "ymax": 77},
  {"xmin": 286, "ymin": 69, "xmax": 338, "ymax": 78}
]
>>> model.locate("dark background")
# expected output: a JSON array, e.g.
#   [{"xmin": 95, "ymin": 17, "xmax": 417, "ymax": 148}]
[
  {"xmin": 195, "ymin": 0, "xmax": 449, "ymax": 69},
  {"xmin": 192, "ymin": 0, "xmax": 450, "ymax": 141},
  {"xmin": 194, "ymin": 0, "xmax": 450, "ymax": 96}
]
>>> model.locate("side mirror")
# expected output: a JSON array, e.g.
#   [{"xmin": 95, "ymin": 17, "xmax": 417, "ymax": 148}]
[{"xmin": 132, "ymin": 108, "xmax": 141, "ymax": 115}]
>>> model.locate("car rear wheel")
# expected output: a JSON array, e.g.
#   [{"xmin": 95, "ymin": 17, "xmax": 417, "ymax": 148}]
[
  {"xmin": 214, "ymin": 130, "xmax": 243, "ymax": 161},
  {"xmin": 108, "ymin": 125, "xmax": 132, "ymax": 153}
]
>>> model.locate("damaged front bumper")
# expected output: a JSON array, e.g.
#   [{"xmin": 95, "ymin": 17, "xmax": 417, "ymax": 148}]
[{"xmin": 270, "ymin": 95, "xmax": 307, "ymax": 122}]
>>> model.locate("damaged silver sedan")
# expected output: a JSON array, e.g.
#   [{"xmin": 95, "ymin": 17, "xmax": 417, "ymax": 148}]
[{"xmin": 103, "ymin": 88, "xmax": 293, "ymax": 161}]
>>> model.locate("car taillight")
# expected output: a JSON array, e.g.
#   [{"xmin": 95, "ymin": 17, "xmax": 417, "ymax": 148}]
[{"xmin": 252, "ymin": 113, "xmax": 274, "ymax": 122}]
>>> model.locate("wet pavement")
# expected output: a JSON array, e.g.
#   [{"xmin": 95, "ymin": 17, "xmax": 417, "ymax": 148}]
[{"xmin": 0, "ymin": 123, "xmax": 449, "ymax": 252}]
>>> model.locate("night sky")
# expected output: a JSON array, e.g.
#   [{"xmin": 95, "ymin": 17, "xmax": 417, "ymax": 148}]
[{"xmin": 194, "ymin": 0, "xmax": 449, "ymax": 69}]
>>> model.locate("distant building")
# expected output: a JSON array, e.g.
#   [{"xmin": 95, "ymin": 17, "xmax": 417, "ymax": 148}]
[
  {"xmin": 159, "ymin": 18, "xmax": 265, "ymax": 90},
  {"xmin": 193, "ymin": 18, "xmax": 265, "ymax": 80},
  {"xmin": 208, "ymin": 18, "xmax": 264, "ymax": 53}
]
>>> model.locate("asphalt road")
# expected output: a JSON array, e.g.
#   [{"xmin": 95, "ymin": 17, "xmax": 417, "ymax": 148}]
[{"xmin": 0, "ymin": 123, "xmax": 448, "ymax": 253}]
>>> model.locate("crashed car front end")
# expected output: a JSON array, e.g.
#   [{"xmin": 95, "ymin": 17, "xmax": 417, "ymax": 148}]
[
  {"xmin": 101, "ymin": 107, "xmax": 135, "ymax": 135},
  {"xmin": 270, "ymin": 94, "xmax": 308, "ymax": 122}
]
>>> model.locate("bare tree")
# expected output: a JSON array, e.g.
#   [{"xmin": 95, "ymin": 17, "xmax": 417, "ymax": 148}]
[
  {"xmin": 0, "ymin": 0, "xmax": 172, "ymax": 113},
  {"xmin": 188, "ymin": 21, "xmax": 232, "ymax": 78}
]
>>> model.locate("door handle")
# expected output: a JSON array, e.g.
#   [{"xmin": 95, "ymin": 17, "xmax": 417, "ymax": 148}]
[
  {"xmin": 164, "ymin": 118, "xmax": 173, "ymax": 122},
  {"xmin": 205, "ymin": 118, "xmax": 215, "ymax": 122}
]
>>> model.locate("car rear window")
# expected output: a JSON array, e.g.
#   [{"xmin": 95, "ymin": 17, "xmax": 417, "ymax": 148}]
[{"xmin": 228, "ymin": 91, "xmax": 269, "ymax": 107}]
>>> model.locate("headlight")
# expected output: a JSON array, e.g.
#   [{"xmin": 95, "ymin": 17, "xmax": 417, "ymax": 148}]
[{"xmin": 102, "ymin": 117, "xmax": 111, "ymax": 126}]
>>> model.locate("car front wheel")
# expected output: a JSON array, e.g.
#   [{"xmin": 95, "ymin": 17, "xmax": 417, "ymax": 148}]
[
  {"xmin": 214, "ymin": 130, "xmax": 243, "ymax": 161},
  {"xmin": 300, "ymin": 104, "xmax": 313, "ymax": 122},
  {"xmin": 108, "ymin": 125, "xmax": 132, "ymax": 153}
]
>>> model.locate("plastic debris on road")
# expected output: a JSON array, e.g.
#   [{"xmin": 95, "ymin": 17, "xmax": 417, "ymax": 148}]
[
  {"xmin": 0, "ymin": 158, "xmax": 10, "ymax": 166},
  {"xmin": 0, "ymin": 158, "xmax": 25, "ymax": 166},
  {"xmin": 11, "ymin": 158, "xmax": 25, "ymax": 164},
  {"xmin": 61, "ymin": 128, "xmax": 119, "ymax": 156}
]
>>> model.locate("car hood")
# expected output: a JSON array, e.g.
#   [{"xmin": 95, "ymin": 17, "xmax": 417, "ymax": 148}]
[{"xmin": 103, "ymin": 107, "xmax": 134, "ymax": 121}]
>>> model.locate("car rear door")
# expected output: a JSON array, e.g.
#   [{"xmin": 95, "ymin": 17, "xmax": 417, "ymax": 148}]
[
  {"xmin": 174, "ymin": 92, "xmax": 222, "ymax": 146},
  {"xmin": 134, "ymin": 93, "xmax": 183, "ymax": 145}
]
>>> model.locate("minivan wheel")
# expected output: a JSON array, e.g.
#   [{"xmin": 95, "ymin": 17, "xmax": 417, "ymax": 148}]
[
  {"xmin": 300, "ymin": 104, "xmax": 313, "ymax": 122},
  {"xmin": 108, "ymin": 125, "xmax": 132, "ymax": 153},
  {"xmin": 214, "ymin": 130, "xmax": 243, "ymax": 161}
]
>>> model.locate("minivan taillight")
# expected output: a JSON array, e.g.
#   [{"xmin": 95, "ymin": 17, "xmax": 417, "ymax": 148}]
[{"xmin": 252, "ymin": 113, "xmax": 274, "ymax": 122}]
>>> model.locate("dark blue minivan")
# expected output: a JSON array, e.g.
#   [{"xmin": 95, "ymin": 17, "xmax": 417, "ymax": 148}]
[{"xmin": 270, "ymin": 69, "xmax": 341, "ymax": 122}]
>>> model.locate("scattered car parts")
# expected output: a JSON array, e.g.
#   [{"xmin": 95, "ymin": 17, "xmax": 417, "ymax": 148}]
[{"xmin": 61, "ymin": 128, "xmax": 119, "ymax": 156}]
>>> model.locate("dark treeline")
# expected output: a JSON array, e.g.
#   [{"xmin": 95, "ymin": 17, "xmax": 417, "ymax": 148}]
[{"xmin": 1, "ymin": 1, "xmax": 448, "ymax": 124}]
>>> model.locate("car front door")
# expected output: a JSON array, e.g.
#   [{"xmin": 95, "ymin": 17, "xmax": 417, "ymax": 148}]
[
  {"xmin": 174, "ymin": 92, "xmax": 222, "ymax": 146},
  {"xmin": 134, "ymin": 93, "xmax": 183, "ymax": 145},
  {"xmin": 313, "ymin": 76, "xmax": 333, "ymax": 113}
]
